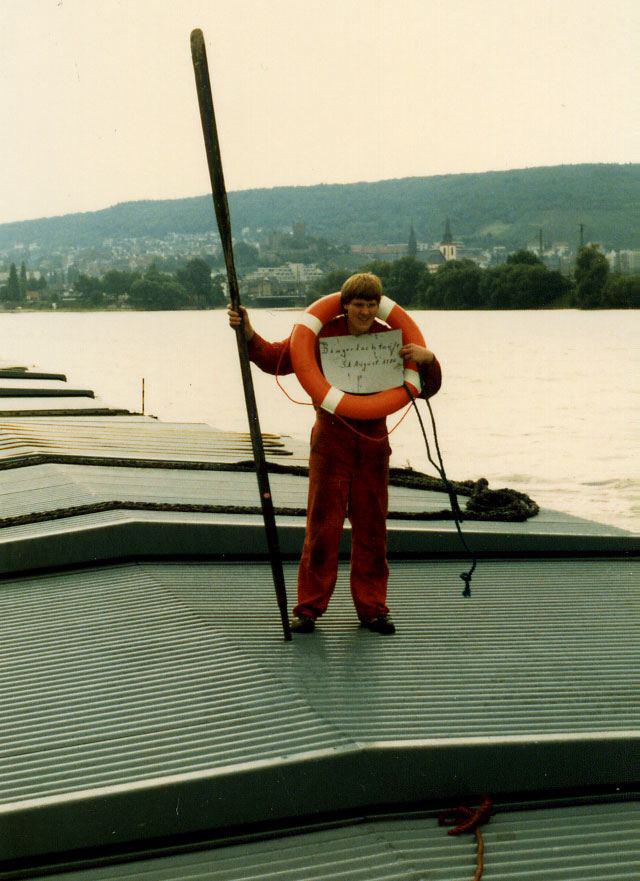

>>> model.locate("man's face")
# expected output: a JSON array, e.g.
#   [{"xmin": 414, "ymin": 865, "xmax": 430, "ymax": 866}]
[{"xmin": 344, "ymin": 297, "xmax": 379, "ymax": 335}]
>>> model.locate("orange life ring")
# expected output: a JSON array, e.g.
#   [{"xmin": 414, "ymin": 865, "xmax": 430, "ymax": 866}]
[{"xmin": 290, "ymin": 292, "xmax": 426, "ymax": 419}]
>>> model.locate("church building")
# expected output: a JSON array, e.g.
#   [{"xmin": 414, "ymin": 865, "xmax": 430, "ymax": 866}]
[{"xmin": 439, "ymin": 218, "xmax": 458, "ymax": 261}]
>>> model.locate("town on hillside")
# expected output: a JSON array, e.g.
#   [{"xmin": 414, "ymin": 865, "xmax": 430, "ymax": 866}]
[{"xmin": 1, "ymin": 219, "xmax": 638, "ymax": 311}]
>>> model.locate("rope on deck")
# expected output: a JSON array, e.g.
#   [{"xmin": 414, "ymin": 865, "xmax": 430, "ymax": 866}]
[
  {"xmin": 0, "ymin": 456, "xmax": 539, "ymax": 522},
  {"xmin": 439, "ymin": 796, "xmax": 493, "ymax": 881},
  {"xmin": 0, "ymin": 493, "xmax": 539, "ymax": 530}
]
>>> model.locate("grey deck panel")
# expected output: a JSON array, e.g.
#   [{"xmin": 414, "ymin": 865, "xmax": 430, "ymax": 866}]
[
  {"xmin": 0, "ymin": 563, "xmax": 349, "ymax": 803},
  {"xmin": 0, "ymin": 506, "xmax": 636, "ymax": 577},
  {"xmin": 2, "ymin": 415, "xmax": 156, "ymax": 423},
  {"xmin": 0, "ymin": 557, "xmax": 637, "ymax": 861},
  {"xmin": 0, "ymin": 369, "xmax": 101, "ymax": 410},
  {"xmin": 0, "ymin": 369, "xmax": 66, "ymax": 381},
  {"xmin": 0, "ymin": 396, "xmax": 100, "ymax": 410},
  {"xmin": 0, "ymin": 418, "xmax": 309, "ymax": 465},
  {"xmin": 0, "ymin": 378, "xmax": 74, "ymax": 391},
  {"xmin": 0, "ymin": 413, "xmax": 634, "ymax": 538},
  {"xmin": 152, "ymin": 558, "xmax": 640, "ymax": 738},
  {"xmin": 0, "ymin": 463, "xmax": 467, "ymax": 520},
  {"xmin": 25, "ymin": 801, "xmax": 640, "ymax": 881},
  {"xmin": 0, "ymin": 462, "xmax": 634, "ymax": 532}
]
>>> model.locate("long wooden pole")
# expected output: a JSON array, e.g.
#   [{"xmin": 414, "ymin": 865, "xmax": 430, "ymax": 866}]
[{"xmin": 190, "ymin": 29, "xmax": 291, "ymax": 641}]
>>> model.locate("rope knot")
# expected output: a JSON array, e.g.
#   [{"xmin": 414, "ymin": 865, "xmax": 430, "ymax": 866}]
[
  {"xmin": 438, "ymin": 795, "xmax": 493, "ymax": 835},
  {"xmin": 460, "ymin": 571, "xmax": 472, "ymax": 597}
]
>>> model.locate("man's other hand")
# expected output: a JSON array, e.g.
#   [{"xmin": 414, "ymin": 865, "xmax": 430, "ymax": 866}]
[{"xmin": 400, "ymin": 342, "xmax": 435, "ymax": 365}]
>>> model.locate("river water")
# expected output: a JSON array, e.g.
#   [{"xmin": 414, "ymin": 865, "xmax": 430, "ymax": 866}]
[{"xmin": 1, "ymin": 308, "xmax": 638, "ymax": 532}]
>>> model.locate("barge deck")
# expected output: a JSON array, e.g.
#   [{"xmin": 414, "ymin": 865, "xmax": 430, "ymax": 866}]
[{"xmin": 0, "ymin": 363, "xmax": 637, "ymax": 879}]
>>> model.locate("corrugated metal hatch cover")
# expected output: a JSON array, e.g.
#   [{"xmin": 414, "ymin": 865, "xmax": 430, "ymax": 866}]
[
  {"xmin": 0, "ymin": 557, "xmax": 637, "ymax": 865},
  {"xmin": 0, "ymin": 417, "xmax": 309, "ymax": 465}
]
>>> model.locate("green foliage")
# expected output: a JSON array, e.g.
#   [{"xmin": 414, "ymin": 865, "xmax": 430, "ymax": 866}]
[
  {"xmin": 19, "ymin": 268, "xmax": 48, "ymax": 291},
  {"xmin": 1, "ymin": 164, "xmax": 637, "ymax": 253},
  {"xmin": 74, "ymin": 274, "xmax": 102, "ymax": 295},
  {"xmin": 309, "ymin": 268, "xmax": 351, "ymax": 297},
  {"xmin": 129, "ymin": 270, "xmax": 188, "ymax": 310},
  {"xmin": 429, "ymin": 260, "xmax": 482, "ymax": 309},
  {"xmin": 479, "ymin": 263, "xmax": 571, "ymax": 308},
  {"xmin": 310, "ymin": 255, "xmax": 576, "ymax": 310},
  {"xmin": 48, "ymin": 262, "xmax": 228, "ymax": 311},
  {"xmin": 73, "ymin": 274, "xmax": 104, "ymax": 305},
  {"xmin": 19, "ymin": 262, "xmax": 27, "ymax": 296},
  {"xmin": 574, "ymin": 245, "xmax": 610, "ymax": 308},
  {"xmin": 604, "ymin": 274, "xmax": 640, "ymax": 308},
  {"xmin": 101, "ymin": 269, "xmax": 140, "ymax": 296},
  {"xmin": 4, "ymin": 263, "xmax": 22, "ymax": 302},
  {"xmin": 176, "ymin": 257, "xmax": 221, "ymax": 307},
  {"xmin": 233, "ymin": 241, "xmax": 260, "ymax": 267},
  {"xmin": 363, "ymin": 257, "xmax": 432, "ymax": 307},
  {"xmin": 211, "ymin": 274, "xmax": 225, "ymax": 304},
  {"xmin": 506, "ymin": 249, "xmax": 544, "ymax": 266}
]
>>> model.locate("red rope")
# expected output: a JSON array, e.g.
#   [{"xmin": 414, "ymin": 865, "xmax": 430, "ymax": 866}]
[
  {"xmin": 438, "ymin": 796, "xmax": 493, "ymax": 881},
  {"xmin": 333, "ymin": 402, "xmax": 413, "ymax": 443},
  {"xmin": 438, "ymin": 795, "xmax": 493, "ymax": 835},
  {"xmin": 275, "ymin": 334, "xmax": 313, "ymax": 406}
]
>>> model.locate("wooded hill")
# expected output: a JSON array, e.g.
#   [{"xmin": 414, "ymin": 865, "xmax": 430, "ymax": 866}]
[{"xmin": 1, "ymin": 163, "xmax": 638, "ymax": 252}]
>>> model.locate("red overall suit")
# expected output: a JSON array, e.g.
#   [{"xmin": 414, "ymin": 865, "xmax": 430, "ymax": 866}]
[{"xmin": 248, "ymin": 316, "xmax": 442, "ymax": 621}]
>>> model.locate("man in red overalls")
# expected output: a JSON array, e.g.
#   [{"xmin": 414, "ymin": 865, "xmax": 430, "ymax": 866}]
[{"xmin": 228, "ymin": 273, "xmax": 441, "ymax": 635}]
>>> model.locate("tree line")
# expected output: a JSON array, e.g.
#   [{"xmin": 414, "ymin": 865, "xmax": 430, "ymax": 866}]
[
  {"xmin": 0, "ymin": 258, "xmax": 226, "ymax": 310},
  {"xmin": 0, "ymin": 262, "xmax": 48, "ymax": 302},
  {"xmin": 72, "ymin": 259, "xmax": 225, "ymax": 309},
  {"xmin": 2, "ymin": 248, "xmax": 638, "ymax": 311},
  {"xmin": 310, "ymin": 247, "xmax": 639, "ymax": 309}
]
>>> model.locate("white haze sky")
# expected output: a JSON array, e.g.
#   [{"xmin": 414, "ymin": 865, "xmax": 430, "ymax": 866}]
[{"xmin": 0, "ymin": 0, "xmax": 638, "ymax": 225}]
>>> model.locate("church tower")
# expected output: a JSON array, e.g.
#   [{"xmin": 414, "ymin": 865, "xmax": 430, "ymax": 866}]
[{"xmin": 439, "ymin": 219, "xmax": 457, "ymax": 261}]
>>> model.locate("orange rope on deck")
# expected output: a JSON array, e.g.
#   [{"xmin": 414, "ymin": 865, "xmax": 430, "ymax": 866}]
[
  {"xmin": 472, "ymin": 828, "xmax": 485, "ymax": 881},
  {"xmin": 438, "ymin": 796, "xmax": 493, "ymax": 881}
]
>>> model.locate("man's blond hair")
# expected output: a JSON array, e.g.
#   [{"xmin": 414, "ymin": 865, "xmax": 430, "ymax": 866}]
[{"xmin": 340, "ymin": 273, "xmax": 383, "ymax": 306}]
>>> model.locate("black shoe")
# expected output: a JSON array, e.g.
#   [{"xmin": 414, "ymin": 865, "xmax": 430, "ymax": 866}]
[
  {"xmin": 360, "ymin": 614, "xmax": 396, "ymax": 635},
  {"xmin": 290, "ymin": 614, "xmax": 316, "ymax": 634}
]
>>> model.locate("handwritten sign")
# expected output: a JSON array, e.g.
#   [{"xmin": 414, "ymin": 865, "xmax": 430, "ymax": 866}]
[{"xmin": 319, "ymin": 330, "xmax": 404, "ymax": 393}]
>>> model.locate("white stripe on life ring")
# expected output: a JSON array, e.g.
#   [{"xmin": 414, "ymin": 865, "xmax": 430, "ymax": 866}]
[
  {"xmin": 377, "ymin": 295, "xmax": 396, "ymax": 322},
  {"xmin": 295, "ymin": 312, "xmax": 323, "ymax": 335},
  {"xmin": 320, "ymin": 386, "xmax": 345, "ymax": 414},
  {"xmin": 403, "ymin": 368, "xmax": 421, "ymax": 391}
]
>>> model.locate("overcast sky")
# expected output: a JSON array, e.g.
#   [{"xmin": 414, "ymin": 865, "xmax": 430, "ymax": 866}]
[{"xmin": 1, "ymin": 0, "xmax": 638, "ymax": 225}]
